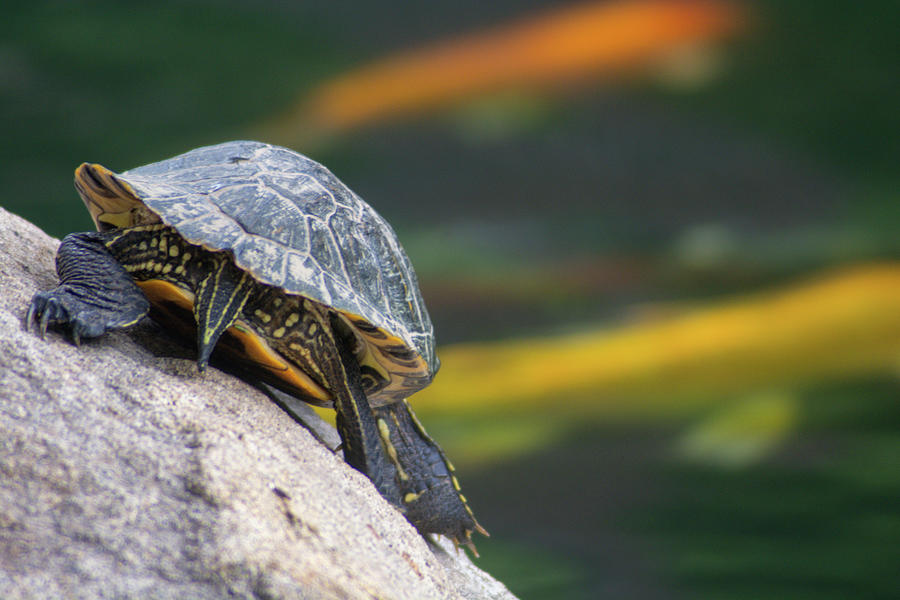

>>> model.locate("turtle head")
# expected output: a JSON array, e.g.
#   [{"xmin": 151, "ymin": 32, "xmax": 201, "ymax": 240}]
[{"xmin": 74, "ymin": 163, "xmax": 159, "ymax": 231}]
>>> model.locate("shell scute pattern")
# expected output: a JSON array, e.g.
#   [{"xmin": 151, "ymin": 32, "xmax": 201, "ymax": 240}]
[
  {"xmin": 368, "ymin": 226, "xmax": 417, "ymax": 331},
  {"xmin": 233, "ymin": 236, "xmax": 290, "ymax": 290},
  {"xmin": 129, "ymin": 143, "xmax": 260, "ymax": 180},
  {"xmin": 217, "ymin": 182, "xmax": 310, "ymax": 251},
  {"xmin": 115, "ymin": 141, "xmax": 437, "ymax": 380},
  {"xmin": 336, "ymin": 222, "xmax": 385, "ymax": 314},
  {"xmin": 307, "ymin": 217, "xmax": 345, "ymax": 285},
  {"xmin": 265, "ymin": 172, "xmax": 340, "ymax": 222},
  {"xmin": 284, "ymin": 252, "xmax": 320, "ymax": 294}
]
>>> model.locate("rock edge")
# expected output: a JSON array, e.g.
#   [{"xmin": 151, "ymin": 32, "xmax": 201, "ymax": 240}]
[{"xmin": 0, "ymin": 207, "xmax": 514, "ymax": 600}]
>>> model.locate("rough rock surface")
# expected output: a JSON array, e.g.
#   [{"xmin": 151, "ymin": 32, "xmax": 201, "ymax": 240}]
[{"xmin": 0, "ymin": 207, "xmax": 513, "ymax": 600}]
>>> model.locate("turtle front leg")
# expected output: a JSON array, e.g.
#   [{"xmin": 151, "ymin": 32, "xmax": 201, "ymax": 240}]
[
  {"xmin": 372, "ymin": 401, "xmax": 488, "ymax": 552},
  {"xmin": 27, "ymin": 231, "xmax": 149, "ymax": 344}
]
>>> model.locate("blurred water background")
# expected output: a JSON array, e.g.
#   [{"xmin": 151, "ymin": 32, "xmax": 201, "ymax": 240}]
[{"xmin": 3, "ymin": 1, "xmax": 899, "ymax": 597}]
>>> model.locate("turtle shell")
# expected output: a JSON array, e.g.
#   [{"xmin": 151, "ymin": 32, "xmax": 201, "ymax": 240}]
[{"xmin": 75, "ymin": 141, "xmax": 438, "ymax": 402}]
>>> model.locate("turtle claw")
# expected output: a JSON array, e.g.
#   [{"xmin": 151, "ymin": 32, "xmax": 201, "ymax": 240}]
[
  {"xmin": 449, "ymin": 528, "xmax": 483, "ymax": 558},
  {"xmin": 27, "ymin": 292, "xmax": 64, "ymax": 340},
  {"xmin": 462, "ymin": 524, "xmax": 490, "ymax": 558},
  {"xmin": 24, "ymin": 302, "xmax": 36, "ymax": 334},
  {"xmin": 28, "ymin": 291, "xmax": 63, "ymax": 340},
  {"xmin": 446, "ymin": 520, "xmax": 489, "ymax": 558},
  {"xmin": 27, "ymin": 287, "xmax": 116, "ymax": 345},
  {"xmin": 39, "ymin": 305, "xmax": 51, "ymax": 339},
  {"xmin": 462, "ymin": 531, "xmax": 480, "ymax": 559}
]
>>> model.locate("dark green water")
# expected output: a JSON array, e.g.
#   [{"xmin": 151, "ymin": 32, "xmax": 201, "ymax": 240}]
[{"xmin": 3, "ymin": 2, "xmax": 898, "ymax": 597}]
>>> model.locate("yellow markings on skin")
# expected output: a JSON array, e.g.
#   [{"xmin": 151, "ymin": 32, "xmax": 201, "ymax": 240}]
[
  {"xmin": 403, "ymin": 492, "xmax": 421, "ymax": 504},
  {"xmin": 398, "ymin": 401, "xmax": 473, "ymax": 527},
  {"xmin": 150, "ymin": 238, "xmax": 158, "ymax": 247},
  {"xmin": 377, "ymin": 418, "xmax": 391, "ymax": 440},
  {"xmin": 254, "ymin": 309, "xmax": 272, "ymax": 324},
  {"xmin": 286, "ymin": 341, "xmax": 326, "ymax": 383},
  {"xmin": 139, "ymin": 241, "xmax": 148, "ymax": 251},
  {"xmin": 198, "ymin": 264, "xmax": 252, "ymax": 349},
  {"xmin": 197, "ymin": 266, "xmax": 222, "ymax": 347},
  {"xmin": 159, "ymin": 237, "xmax": 167, "ymax": 254},
  {"xmin": 273, "ymin": 298, "xmax": 283, "ymax": 307},
  {"xmin": 220, "ymin": 322, "xmax": 329, "ymax": 404},
  {"xmin": 162, "ymin": 264, "xmax": 173, "ymax": 274},
  {"xmin": 272, "ymin": 327, "xmax": 286, "ymax": 338},
  {"xmin": 205, "ymin": 265, "xmax": 229, "ymax": 344},
  {"xmin": 102, "ymin": 230, "xmax": 126, "ymax": 247},
  {"xmin": 174, "ymin": 265, "xmax": 184, "ymax": 275},
  {"xmin": 308, "ymin": 322, "xmax": 317, "ymax": 335},
  {"xmin": 390, "ymin": 412, "xmax": 403, "ymax": 432},
  {"xmin": 182, "ymin": 252, "xmax": 191, "ymax": 262},
  {"xmin": 168, "ymin": 245, "xmax": 179, "ymax": 257},
  {"xmin": 377, "ymin": 418, "xmax": 409, "ymax": 481},
  {"xmin": 284, "ymin": 313, "xmax": 300, "ymax": 328}
]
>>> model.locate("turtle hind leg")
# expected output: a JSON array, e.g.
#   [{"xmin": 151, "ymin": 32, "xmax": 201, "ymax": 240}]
[
  {"xmin": 27, "ymin": 231, "xmax": 149, "ymax": 344},
  {"xmin": 372, "ymin": 400, "xmax": 487, "ymax": 552}
]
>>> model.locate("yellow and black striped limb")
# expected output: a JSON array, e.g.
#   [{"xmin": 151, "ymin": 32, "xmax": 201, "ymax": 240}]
[
  {"xmin": 372, "ymin": 400, "xmax": 488, "ymax": 553},
  {"xmin": 194, "ymin": 258, "xmax": 255, "ymax": 372}
]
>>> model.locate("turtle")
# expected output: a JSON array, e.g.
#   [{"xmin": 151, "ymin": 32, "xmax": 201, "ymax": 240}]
[{"xmin": 26, "ymin": 140, "xmax": 486, "ymax": 550}]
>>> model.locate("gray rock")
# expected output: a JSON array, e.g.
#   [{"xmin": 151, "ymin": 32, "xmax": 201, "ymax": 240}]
[{"xmin": 0, "ymin": 207, "xmax": 513, "ymax": 600}]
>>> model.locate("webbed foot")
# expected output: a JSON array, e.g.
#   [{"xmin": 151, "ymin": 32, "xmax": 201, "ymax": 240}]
[
  {"xmin": 27, "ymin": 286, "xmax": 121, "ymax": 344},
  {"xmin": 26, "ymin": 231, "xmax": 149, "ymax": 344}
]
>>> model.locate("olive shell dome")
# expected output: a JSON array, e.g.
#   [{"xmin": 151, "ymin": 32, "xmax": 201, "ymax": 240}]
[{"xmin": 82, "ymin": 141, "xmax": 437, "ymax": 399}]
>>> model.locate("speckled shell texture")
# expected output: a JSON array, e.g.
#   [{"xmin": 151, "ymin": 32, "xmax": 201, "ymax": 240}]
[{"xmin": 115, "ymin": 141, "xmax": 437, "ymax": 381}]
